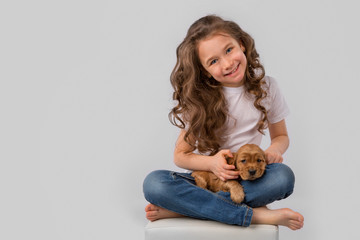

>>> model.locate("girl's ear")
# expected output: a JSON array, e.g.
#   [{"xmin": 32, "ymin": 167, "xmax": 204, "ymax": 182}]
[
  {"xmin": 204, "ymin": 71, "xmax": 212, "ymax": 78},
  {"xmin": 240, "ymin": 45, "xmax": 246, "ymax": 52},
  {"xmin": 201, "ymin": 67, "xmax": 212, "ymax": 78}
]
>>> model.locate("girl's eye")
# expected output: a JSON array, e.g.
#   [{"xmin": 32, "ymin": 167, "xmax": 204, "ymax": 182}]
[
  {"xmin": 226, "ymin": 47, "xmax": 233, "ymax": 54},
  {"xmin": 241, "ymin": 159, "xmax": 246, "ymax": 163},
  {"xmin": 210, "ymin": 59, "xmax": 218, "ymax": 65}
]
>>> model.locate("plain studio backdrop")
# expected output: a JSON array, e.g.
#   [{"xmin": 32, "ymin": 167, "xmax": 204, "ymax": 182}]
[{"xmin": 1, "ymin": 0, "xmax": 360, "ymax": 239}]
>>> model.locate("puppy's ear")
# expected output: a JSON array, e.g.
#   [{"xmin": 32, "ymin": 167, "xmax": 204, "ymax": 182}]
[{"xmin": 226, "ymin": 153, "xmax": 237, "ymax": 165}]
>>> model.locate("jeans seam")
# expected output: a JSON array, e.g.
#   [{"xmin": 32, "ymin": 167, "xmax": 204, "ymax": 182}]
[
  {"xmin": 243, "ymin": 206, "xmax": 253, "ymax": 227},
  {"xmin": 244, "ymin": 207, "xmax": 249, "ymax": 225},
  {"xmin": 170, "ymin": 171, "xmax": 177, "ymax": 180},
  {"xmin": 172, "ymin": 172, "xmax": 194, "ymax": 181}
]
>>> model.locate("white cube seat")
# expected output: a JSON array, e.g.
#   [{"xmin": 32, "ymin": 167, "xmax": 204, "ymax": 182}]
[{"xmin": 145, "ymin": 217, "xmax": 279, "ymax": 240}]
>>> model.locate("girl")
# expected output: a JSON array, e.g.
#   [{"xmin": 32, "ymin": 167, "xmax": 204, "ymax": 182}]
[{"xmin": 143, "ymin": 15, "xmax": 304, "ymax": 230}]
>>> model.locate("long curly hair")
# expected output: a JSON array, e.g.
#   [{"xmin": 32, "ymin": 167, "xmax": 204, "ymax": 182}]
[{"xmin": 169, "ymin": 15, "xmax": 268, "ymax": 155}]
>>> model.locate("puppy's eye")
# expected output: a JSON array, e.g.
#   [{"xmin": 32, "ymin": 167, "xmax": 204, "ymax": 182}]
[
  {"xmin": 241, "ymin": 159, "xmax": 246, "ymax": 163},
  {"xmin": 257, "ymin": 159, "xmax": 263, "ymax": 163}
]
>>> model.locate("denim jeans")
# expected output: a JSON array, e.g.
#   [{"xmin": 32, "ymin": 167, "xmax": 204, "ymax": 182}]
[{"xmin": 143, "ymin": 163, "xmax": 295, "ymax": 227}]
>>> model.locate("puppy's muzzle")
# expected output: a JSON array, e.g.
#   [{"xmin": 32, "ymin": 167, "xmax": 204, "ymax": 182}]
[{"xmin": 249, "ymin": 169, "xmax": 257, "ymax": 176}]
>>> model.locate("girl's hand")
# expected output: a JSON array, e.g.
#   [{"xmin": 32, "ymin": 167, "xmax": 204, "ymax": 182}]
[
  {"xmin": 210, "ymin": 149, "xmax": 239, "ymax": 181},
  {"xmin": 265, "ymin": 149, "xmax": 283, "ymax": 164}
]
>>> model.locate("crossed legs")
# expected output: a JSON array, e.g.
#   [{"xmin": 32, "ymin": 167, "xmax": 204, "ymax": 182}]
[{"xmin": 143, "ymin": 164, "xmax": 304, "ymax": 230}]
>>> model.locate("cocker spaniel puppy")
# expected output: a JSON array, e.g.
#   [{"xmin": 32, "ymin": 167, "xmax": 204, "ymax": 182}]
[{"xmin": 191, "ymin": 144, "xmax": 267, "ymax": 203}]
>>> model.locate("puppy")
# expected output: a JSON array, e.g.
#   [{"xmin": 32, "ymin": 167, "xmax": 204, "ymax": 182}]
[{"xmin": 191, "ymin": 144, "xmax": 267, "ymax": 203}]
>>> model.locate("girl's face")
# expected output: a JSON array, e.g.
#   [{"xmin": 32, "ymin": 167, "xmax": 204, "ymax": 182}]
[{"xmin": 198, "ymin": 33, "xmax": 247, "ymax": 87}]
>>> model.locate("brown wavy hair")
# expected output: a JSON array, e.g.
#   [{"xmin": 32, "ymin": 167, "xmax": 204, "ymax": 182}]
[{"xmin": 169, "ymin": 15, "xmax": 268, "ymax": 155}]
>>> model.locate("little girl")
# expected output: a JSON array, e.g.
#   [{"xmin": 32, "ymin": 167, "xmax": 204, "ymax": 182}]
[{"xmin": 143, "ymin": 15, "xmax": 304, "ymax": 230}]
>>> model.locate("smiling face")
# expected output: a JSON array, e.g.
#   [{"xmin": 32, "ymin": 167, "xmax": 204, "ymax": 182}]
[
  {"xmin": 197, "ymin": 33, "xmax": 247, "ymax": 87},
  {"xmin": 232, "ymin": 144, "xmax": 267, "ymax": 180}
]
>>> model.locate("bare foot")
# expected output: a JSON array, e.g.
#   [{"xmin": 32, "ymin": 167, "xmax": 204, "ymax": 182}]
[
  {"xmin": 145, "ymin": 203, "xmax": 184, "ymax": 221},
  {"xmin": 251, "ymin": 207, "xmax": 304, "ymax": 230}
]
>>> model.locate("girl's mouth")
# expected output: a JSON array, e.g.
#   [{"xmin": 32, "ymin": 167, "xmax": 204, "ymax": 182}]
[{"xmin": 224, "ymin": 64, "xmax": 239, "ymax": 76}]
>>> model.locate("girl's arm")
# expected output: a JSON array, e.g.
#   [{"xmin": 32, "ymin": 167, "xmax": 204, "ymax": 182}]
[
  {"xmin": 265, "ymin": 119, "xmax": 290, "ymax": 164},
  {"xmin": 174, "ymin": 130, "xmax": 239, "ymax": 181}
]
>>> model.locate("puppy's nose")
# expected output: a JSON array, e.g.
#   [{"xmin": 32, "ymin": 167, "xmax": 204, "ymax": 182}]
[{"xmin": 249, "ymin": 170, "xmax": 257, "ymax": 176}]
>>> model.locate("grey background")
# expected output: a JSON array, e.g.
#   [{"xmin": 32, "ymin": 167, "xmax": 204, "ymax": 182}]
[{"xmin": 1, "ymin": 0, "xmax": 360, "ymax": 239}]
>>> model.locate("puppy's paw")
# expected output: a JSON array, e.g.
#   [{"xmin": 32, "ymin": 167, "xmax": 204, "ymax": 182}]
[
  {"xmin": 228, "ymin": 184, "xmax": 245, "ymax": 203},
  {"xmin": 230, "ymin": 190, "xmax": 245, "ymax": 203}
]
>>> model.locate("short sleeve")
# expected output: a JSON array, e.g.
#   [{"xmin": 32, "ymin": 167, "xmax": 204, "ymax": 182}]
[{"xmin": 264, "ymin": 76, "xmax": 290, "ymax": 124}]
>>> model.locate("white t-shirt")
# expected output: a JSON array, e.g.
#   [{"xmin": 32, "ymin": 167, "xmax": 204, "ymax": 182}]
[{"xmin": 220, "ymin": 76, "xmax": 289, "ymax": 152}]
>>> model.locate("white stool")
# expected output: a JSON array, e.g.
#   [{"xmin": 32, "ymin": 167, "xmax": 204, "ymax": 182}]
[{"xmin": 145, "ymin": 217, "xmax": 279, "ymax": 240}]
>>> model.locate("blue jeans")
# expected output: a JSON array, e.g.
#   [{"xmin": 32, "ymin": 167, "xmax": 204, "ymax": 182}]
[{"xmin": 143, "ymin": 163, "xmax": 295, "ymax": 227}]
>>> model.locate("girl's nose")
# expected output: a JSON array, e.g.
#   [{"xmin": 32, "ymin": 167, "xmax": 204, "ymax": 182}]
[{"xmin": 222, "ymin": 57, "xmax": 233, "ymax": 70}]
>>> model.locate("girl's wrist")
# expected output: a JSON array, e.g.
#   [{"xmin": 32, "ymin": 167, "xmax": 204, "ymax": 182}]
[{"xmin": 205, "ymin": 155, "xmax": 216, "ymax": 172}]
